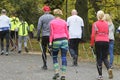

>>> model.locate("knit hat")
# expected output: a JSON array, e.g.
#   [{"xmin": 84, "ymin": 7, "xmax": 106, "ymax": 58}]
[{"xmin": 42, "ymin": 5, "xmax": 50, "ymax": 12}]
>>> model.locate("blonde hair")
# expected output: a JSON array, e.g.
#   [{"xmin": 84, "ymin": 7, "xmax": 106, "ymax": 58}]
[
  {"xmin": 53, "ymin": 9, "xmax": 63, "ymax": 16},
  {"xmin": 103, "ymin": 14, "xmax": 112, "ymax": 23},
  {"xmin": 97, "ymin": 10, "xmax": 104, "ymax": 20}
]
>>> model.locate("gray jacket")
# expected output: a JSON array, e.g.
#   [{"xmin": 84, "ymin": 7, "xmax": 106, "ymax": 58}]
[
  {"xmin": 37, "ymin": 13, "xmax": 54, "ymax": 37},
  {"xmin": 109, "ymin": 23, "xmax": 115, "ymax": 40}
]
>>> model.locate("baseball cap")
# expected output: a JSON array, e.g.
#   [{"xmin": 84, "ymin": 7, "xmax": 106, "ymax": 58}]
[{"xmin": 42, "ymin": 5, "xmax": 50, "ymax": 12}]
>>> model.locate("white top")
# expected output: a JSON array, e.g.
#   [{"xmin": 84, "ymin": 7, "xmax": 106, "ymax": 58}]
[
  {"xmin": 67, "ymin": 15, "xmax": 84, "ymax": 39},
  {"xmin": 0, "ymin": 15, "xmax": 10, "ymax": 31}
]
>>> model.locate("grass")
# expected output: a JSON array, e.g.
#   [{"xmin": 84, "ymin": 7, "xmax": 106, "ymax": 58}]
[{"xmin": 26, "ymin": 39, "xmax": 120, "ymax": 67}]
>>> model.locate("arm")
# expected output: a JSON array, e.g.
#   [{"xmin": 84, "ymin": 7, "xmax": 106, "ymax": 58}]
[
  {"xmin": 49, "ymin": 23, "xmax": 54, "ymax": 43},
  {"xmin": 65, "ymin": 23, "xmax": 69, "ymax": 40},
  {"xmin": 81, "ymin": 18, "xmax": 84, "ymax": 40},
  {"xmin": 90, "ymin": 23, "xmax": 96, "ymax": 47},
  {"xmin": 81, "ymin": 26, "xmax": 84, "ymax": 39},
  {"xmin": 37, "ymin": 17, "xmax": 42, "ymax": 38}
]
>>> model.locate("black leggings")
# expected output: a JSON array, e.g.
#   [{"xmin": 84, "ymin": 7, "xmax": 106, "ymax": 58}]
[
  {"xmin": 0, "ymin": 30, "xmax": 9, "ymax": 52},
  {"xmin": 95, "ymin": 41, "xmax": 110, "ymax": 76},
  {"xmin": 69, "ymin": 38, "xmax": 80, "ymax": 64},
  {"xmin": 41, "ymin": 36, "xmax": 49, "ymax": 66}
]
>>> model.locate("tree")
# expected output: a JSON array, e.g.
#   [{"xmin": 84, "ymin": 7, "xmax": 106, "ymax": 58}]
[
  {"xmin": 0, "ymin": 0, "xmax": 43, "ymax": 26},
  {"xmin": 44, "ymin": 0, "xmax": 64, "ymax": 10},
  {"xmin": 75, "ymin": 0, "xmax": 90, "ymax": 39}
]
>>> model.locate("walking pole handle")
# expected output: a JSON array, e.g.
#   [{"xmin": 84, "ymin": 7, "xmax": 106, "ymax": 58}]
[{"xmin": 90, "ymin": 47, "xmax": 96, "ymax": 59}]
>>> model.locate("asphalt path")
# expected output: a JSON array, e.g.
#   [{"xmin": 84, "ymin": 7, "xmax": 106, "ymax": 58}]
[{"xmin": 0, "ymin": 52, "xmax": 120, "ymax": 80}]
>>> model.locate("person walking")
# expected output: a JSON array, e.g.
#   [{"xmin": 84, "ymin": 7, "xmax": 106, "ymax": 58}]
[
  {"xmin": 49, "ymin": 9, "xmax": 69, "ymax": 80},
  {"xmin": 0, "ymin": 9, "xmax": 11, "ymax": 55},
  {"xmin": 28, "ymin": 24, "xmax": 35, "ymax": 39},
  {"xmin": 17, "ymin": 17, "xmax": 29, "ymax": 54},
  {"xmin": 10, "ymin": 13, "xmax": 20, "ymax": 51},
  {"xmin": 90, "ymin": 10, "xmax": 113, "ymax": 80},
  {"xmin": 67, "ymin": 9, "xmax": 84, "ymax": 66},
  {"xmin": 37, "ymin": 5, "xmax": 54, "ymax": 70},
  {"xmin": 104, "ymin": 14, "xmax": 115, "ymax": 68}
]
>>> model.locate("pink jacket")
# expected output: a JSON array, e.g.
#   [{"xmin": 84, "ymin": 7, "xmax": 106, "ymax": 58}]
[
  {"xmin": 49, "ymin": 18, "xmax": 69, "ymax": 43},
  {"xmin": 90, "ymin": 20, "xmax": 109, "ymax": 46}
]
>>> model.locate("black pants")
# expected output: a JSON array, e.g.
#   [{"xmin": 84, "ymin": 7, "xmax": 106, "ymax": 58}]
[
  {"xmin": 95, "ymin": 41, "xmax": 110, "ymax": 76},
  {"xmin": 28, "ymin": 31, "xmax": 34, "ymax": 38},
  {"xmin": 0, "ymin": 30, "xmax": 9, "ymax": 52},
  {"xmin": 10, "ymin": 31, "xmax": 18, "ymax": 47},
  {"xmin": 69, "ymin": 38, "xmax": 80, "ymax": 65},
  {"xmin": 41, "ymin": 36, "xmax": 49, "ymax": 66},
  {"xmin": 10, "ymin": 31, "xmax": 18, "ymax": 39}
]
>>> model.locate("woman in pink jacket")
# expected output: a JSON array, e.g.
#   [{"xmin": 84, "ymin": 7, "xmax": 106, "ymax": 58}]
[
  {"xmin": 49, "ymin": 9, "xmax": 69, "ymax": 80},
  {"xmin": 90, "ymin": 10, "xmax": 113, "ymax": 80}
]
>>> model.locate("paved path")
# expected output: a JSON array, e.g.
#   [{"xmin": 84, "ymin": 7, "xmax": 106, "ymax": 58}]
[{"xmin": 0, "ymin": 52, "xmax": 120, "ymax": 80}]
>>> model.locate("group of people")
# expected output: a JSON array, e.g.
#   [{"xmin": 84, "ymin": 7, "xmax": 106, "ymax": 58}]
[
  {"xmin": 90, "ymin": 10, "xmax": 114, "ymax": 80},
  {"xmin": 37, "ymin": 5, "xmax": 84, "ymax": 80},
  {"xmin": 0, "ymin": 5, "xmax": 115, "ymax": 80},
  {"xmin": 37, "ymin": 5, "xmax": 115, "ymax": 80},
  {"xmin": 0, "ymin": 9, "xmax": 35, "ymax": 55}
]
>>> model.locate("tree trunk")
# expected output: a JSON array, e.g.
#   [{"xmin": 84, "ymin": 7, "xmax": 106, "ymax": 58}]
[{"xmin": 75, "ymin": 0, "xmax": 89, "ymax": 40}]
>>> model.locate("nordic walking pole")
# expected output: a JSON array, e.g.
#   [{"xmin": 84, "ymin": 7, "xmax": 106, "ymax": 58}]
[
  {"xmin": 90, "ymin": 47, "xmax": 96, "ymax": 59},
  {"xmin": 28, "ymin": 36, "xmax": 33, "ymax": 52},
  {"xmin": 48, "ymin": 45, "xmax": 52, "ymax": 56},
  {"xmin": 68, "ymin": 50, "xmax": 79, "ymax": 80},
  {"xmin": 14, "ymin": 31, "xmax": 18, "ymax": 51},
  {"xmin": 82, "ymin": 43, "xmax": 89, "ymax": 60},
  {"xmin": 9, "ymin": 34, "xmax": 17, "ymax": 53},
  {"xmin": 39, "ymin": 42, "xmax": 46, "ymax": 64},
  {"xmin": 90, "ymin": 47, "xmax": 101, "ymax": 73}
]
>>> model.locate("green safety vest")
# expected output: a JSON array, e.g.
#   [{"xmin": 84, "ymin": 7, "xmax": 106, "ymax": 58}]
[
  {"xmin": 10, "ymin": 17, "xmax": 20, "ymax": 31},
  {"xmin": 29, "ymin": 24, "xmax": 34, "ymax": 32},
  {"xmin": 18, "ymin": 21, "xmax": 28, "ymax": 36}
]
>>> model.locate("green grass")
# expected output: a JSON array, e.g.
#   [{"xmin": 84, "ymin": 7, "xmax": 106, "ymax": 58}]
[{"xmin": 27, "ymin": 39, "xmax": 120, "ymax": 66}]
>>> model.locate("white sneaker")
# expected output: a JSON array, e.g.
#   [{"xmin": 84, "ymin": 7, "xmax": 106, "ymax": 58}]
[
  {"xmin": 97, "ymin": 75, "xmax": 103, "ymax": 80},
  {"xmin": 5, "ymin": 52, "xmax": 8, "ymax": 56},
  {"xmin": 0, "ymin": 50, "xmax": 4, "ymax": 55}
]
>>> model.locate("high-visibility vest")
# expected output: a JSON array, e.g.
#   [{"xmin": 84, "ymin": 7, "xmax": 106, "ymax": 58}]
[
  {"xmin": 10, "ymin": 17, "xmax": 20, "ymax": 31},
  {"xmin": 18, "ymin": 21, "xmax": 28, "ymax": 36},
  {"xmin": 29, "ymin": 24, "xmax": 34, "ymax": 32}
]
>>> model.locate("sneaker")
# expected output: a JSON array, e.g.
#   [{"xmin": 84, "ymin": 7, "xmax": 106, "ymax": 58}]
[
  {"xmin": 110, "ymin": 65, "xmax": 114, "ymax": 69},
  {"xmin": 25, "ymin": 47, "xmax": 29, "ymax": 53},
  {"xmin": 0, "ymin": 50, "xmax": 4, "ymax": 55},
  {"xmin": 41, "ymin": 65, "xmax": 47, "ymax": 70},
  {"xmin": 97, "ymin": 75, "xmax": 103, "ymax": 80},
  {"xmin": 18, "ymin": 51, "xmax": 21, "ymax": 54},
  {"xmin": 60, "ymin": 76, "xmax": 65, "ymax": 80},
  {"xmin": 53, "ymin": 73, "xmax": 60, "ymax": 80},
  {"xmin": 5, "ymin": 52, "xmax": 9, "ymax": 56},
  {"xmin": 108, "ymin": 69, "xmax": 113, "ymax": 79}
]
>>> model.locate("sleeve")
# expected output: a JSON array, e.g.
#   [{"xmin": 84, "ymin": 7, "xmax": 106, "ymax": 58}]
[
  {"xmin": 81, "ymin": 18, "xmax": 84, "ymax": 27},
  {"xmin": 90, "ymin": 23, "xmax": 96, "ymax": 46},
  {"xmin": 37, "ymin": 17, "xmax": 42, "ymax": 37},
  {"xmin": 112, "ymin": 23, "xmax": 115, "ymax": 33},
  {"xmin": 65, "ymin": 22, "xmax": 69, "ymax": 40},
  {"xmin": 9, "ymin": 18, "xmax": 11, "ymax": 28},
  {"xmin": 49, "ymin": 22, "xmax": 54, "ymax": 43}
]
